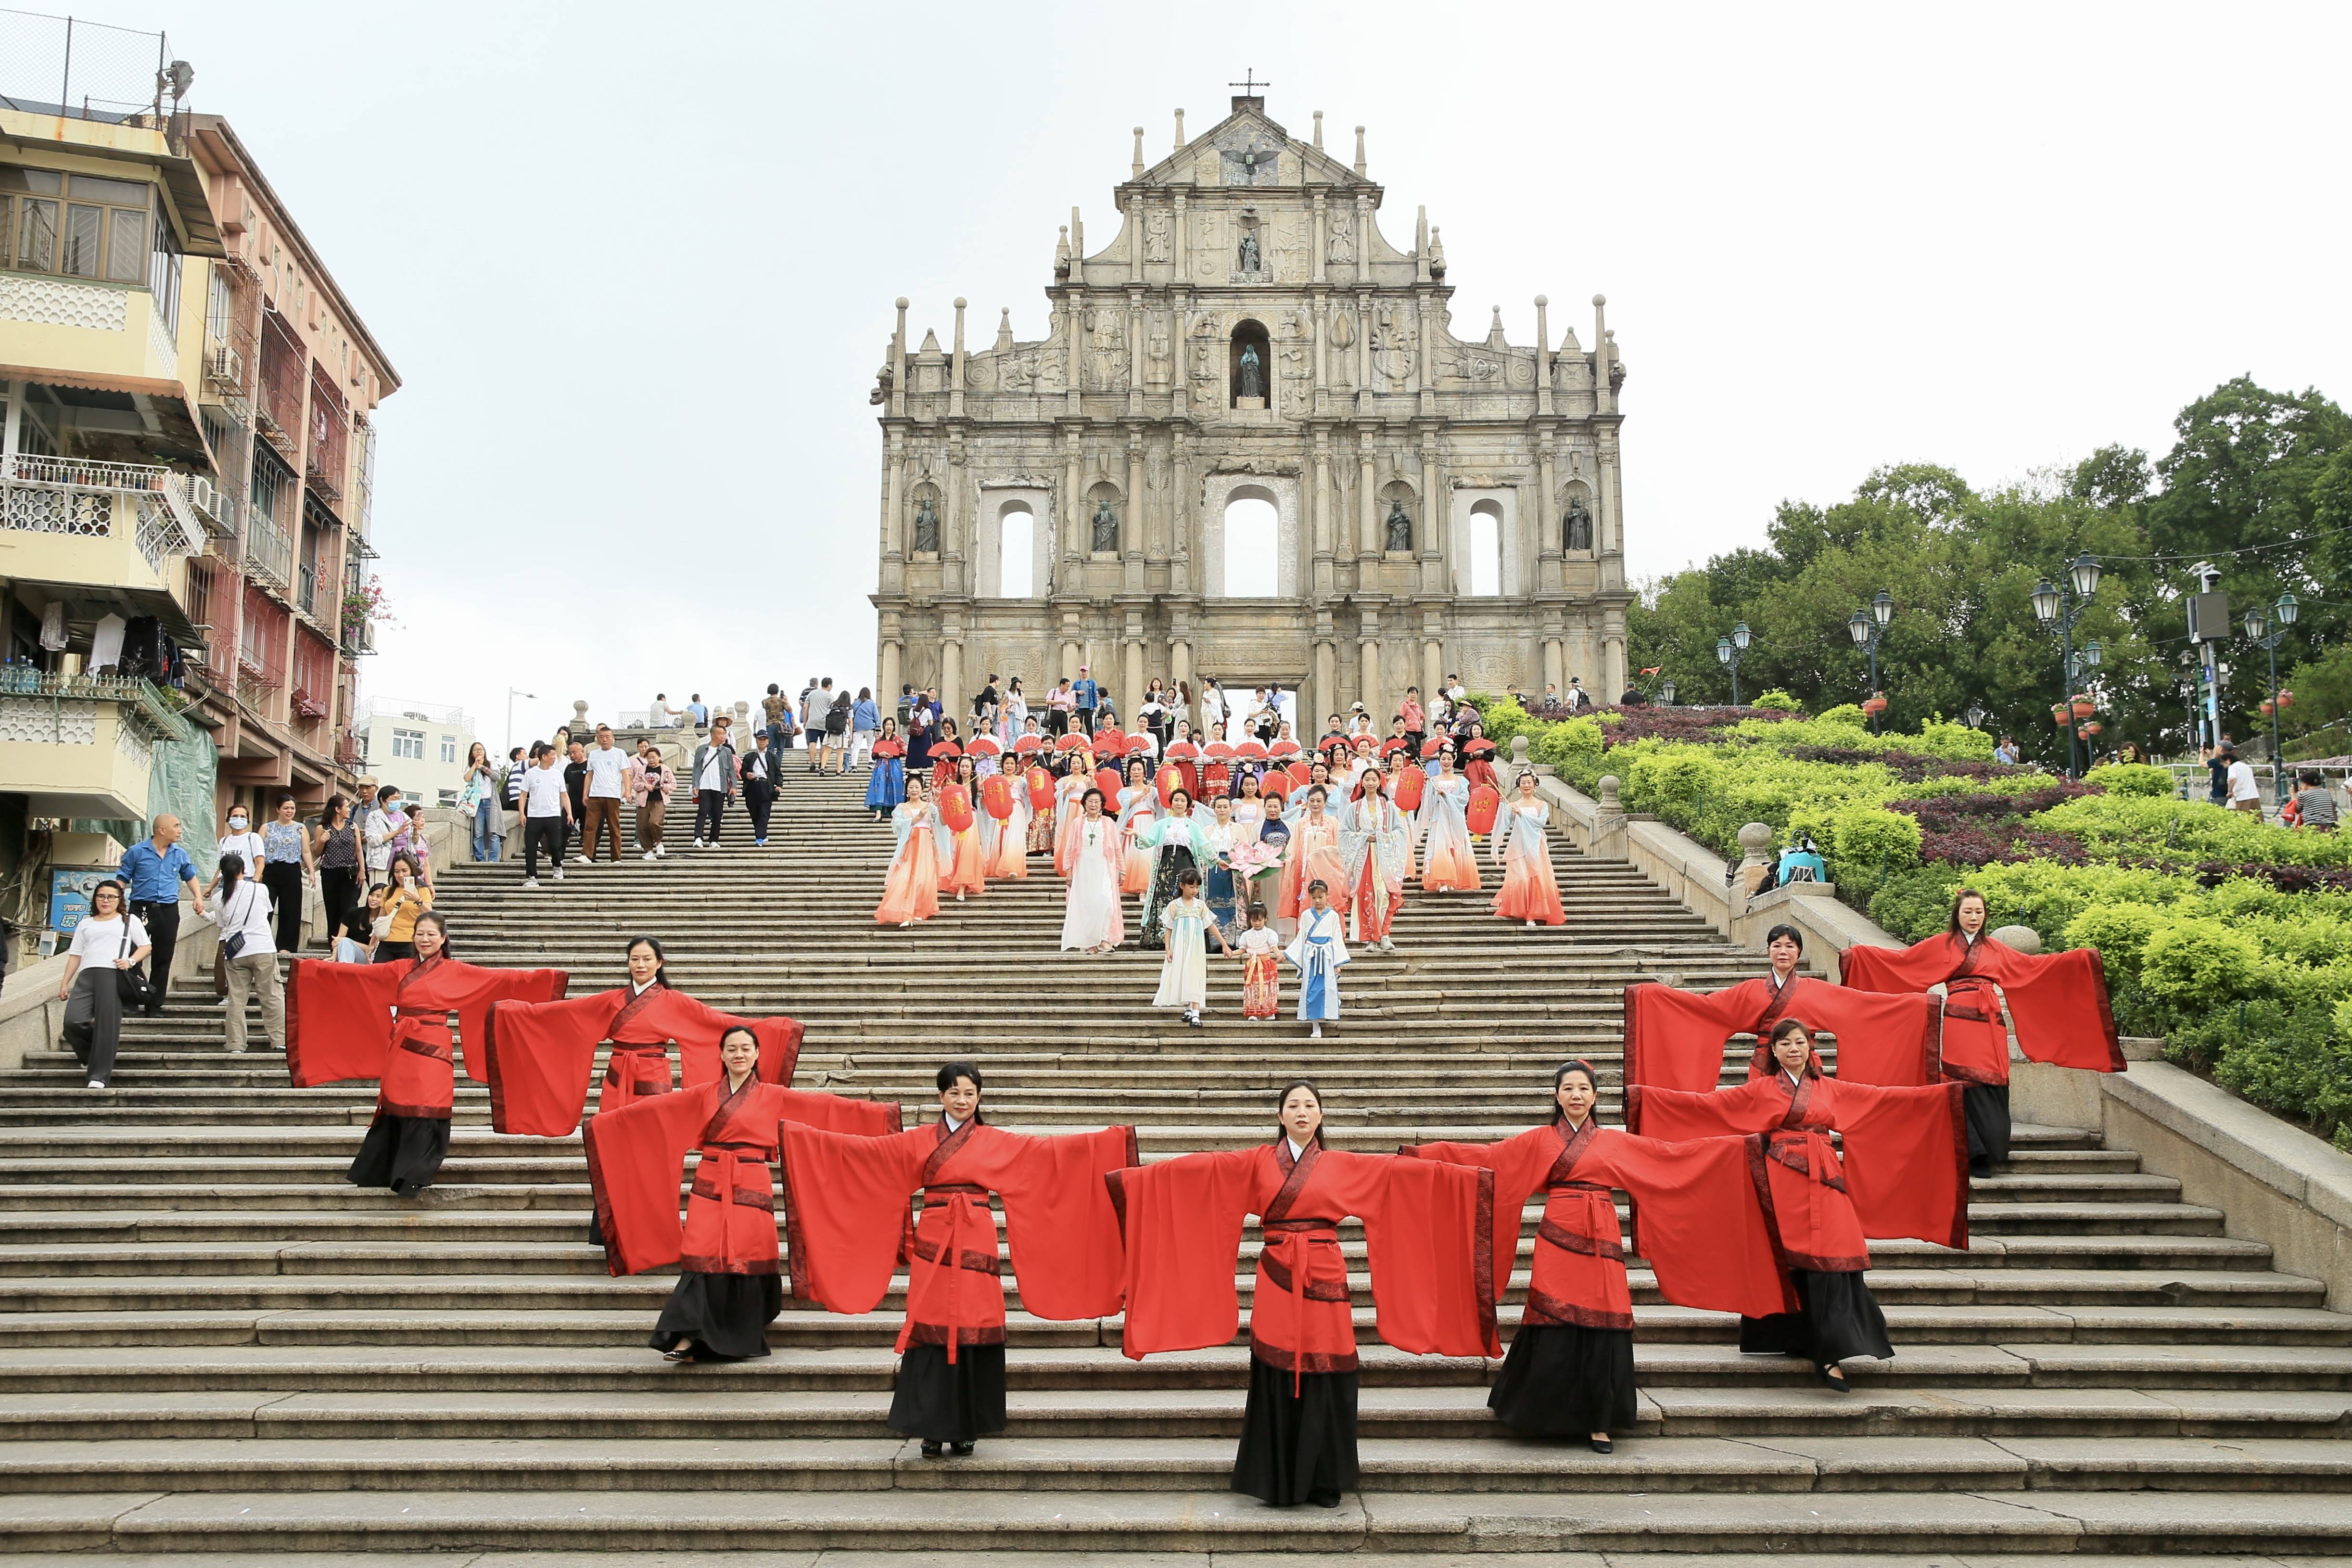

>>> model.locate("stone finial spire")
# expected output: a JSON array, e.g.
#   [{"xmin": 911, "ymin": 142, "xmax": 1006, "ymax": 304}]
[
  {"xmin": 1534, "ymin": 294, "xmax": 1552, "ymax": 415},
  {"xmin": 1313, "ymin": 110, "xmax": 1323, "ymax": 151},
  {"xmin": 1132, "ymin": 127, "xmax": 1144, "ymax": 178},
  {"xmin": 995, "ymin": 307, "xmax": 1014, "ymax": 352},
  {"xmin": 1353, "ymin": 125, "xmax": 1366, "ymax": 175},
  {"xmin": 1415, "ymin": 206, "xmax": 1430, "ymax": 282},
  {"xmin": 1174, "ymin": 107, "xmax": 1186, "ymax": 149},
  {"xmin": 950, "ymin": 298, "xmax": 967, "ymax": 417},
  {"xmin": 1429, "ymin": 227, "xmax": 1447, "ymax": 279},
  {"xmin": 1055, "ymin": 226, "xmax": 1071, "ymax": 279}
]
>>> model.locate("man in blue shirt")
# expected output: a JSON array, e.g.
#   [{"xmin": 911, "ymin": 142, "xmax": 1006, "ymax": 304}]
[
  {"xmin": 1072, "ymin": 666, "xmax": 1100, "ymax": 735},
  {"xmin": 117, "ymin": 814, "xmax": 198, "ymax": 1016}
]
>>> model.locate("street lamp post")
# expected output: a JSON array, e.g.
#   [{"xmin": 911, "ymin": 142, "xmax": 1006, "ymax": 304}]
[
  {"xmin": 1715, "ymin": 622, "xmax": 1754, "ymax": 707},
  {"xmin": 506, "ymin": 688, "xmax": 537, "ymax": 756},
  {"xmin": 1965, "ymin": 702, "xmax": 1986, "ymax": 730},
  {"xmin": 2242, "ymin": 592, "xmax": 2299, "ymax": 804},
  {"xmin": 1657, "ymin": 676, "xmax": 1677, "ymax": 706},
  {"xmin": 1845, "ymin": 590, "xmax": 1894, "ymax": 731},
  {"xmin": 2031, "ymin": 552, "xmax": 2103, "ymax": 777}
]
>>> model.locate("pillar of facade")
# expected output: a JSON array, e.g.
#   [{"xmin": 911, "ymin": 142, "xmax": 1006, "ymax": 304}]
[
  {"xmin": 1357, "ymin": 611, "xmax": 1382, "ymax": 722},
  {"xmin": 1061, "ymin": 430, "xmax": 1084, "ymax": 575},
  {"xmin": 949, "ymin": 297, "xmax": 967, "ymax": 420},
  {"xmin": 881, "ymin": 434, "xmax": 906, "ymax": 561},
  {"xmin": 1061, "ymin": 635, "xmax": 1081, "ymax": 682},
  {"xmin": 1313, "ymin": 630, "xmax": 1338, "ymax": 745},
  {"xmin": 1123, "ymin": 432, "xmax": 1144, "ymax": 559},
  {"xmin": 941, "ymin": 627, "xmax": 964, "ymax": 726},
  {"xmin": 1418, "ymin": 435, "xmax": 1444, "ymax": 595},
  {"xmin": 1123, "ymin": 630, "xmax": 1145, "ymax": 727},
  {"xmin": 1311, "ymin": 440, "xmax": 1334, "ymax": 595},
  {"xmin": 1602, "ymin": 607, "xmax": 1627, "ymax": 700},
  {"xmin": 1422, "ymin": 627, "xmax": 1444, "ymax": 709},
  {"xmin": 1357, "ymin": 448, "xmax": 1378, "ymax": 559},
  {"xmin": 1541, "ymin": 635, "xmax": 1564, "ymax": 696},
  {"xmin": 1170, "ymin": 634, "xmax": 1192, "ymax": 710},
  {"xmin": 878, "ymin": 632, "xmax": 903, "ymax": 720},
  {"xmin": 1170, "ymin": 429, "xmax": 1193, "ymax": 590}
]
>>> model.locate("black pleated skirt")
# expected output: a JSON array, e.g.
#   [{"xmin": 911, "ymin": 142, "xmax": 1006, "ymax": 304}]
[
  {"xmin": 649, "ymin": 1271, "xmax": 782, "ymax": 1360},
  {"xmin": 888, "ymin": 1342, "xmax": 1007, "ymax": 1443},
  {"xmin": 1232, "ymin": 1354, "xmax": 1358, "ymax": 1507},
  {"xmin": 1740, "ymin": 1268, "xmax": 1894, "ymax": 1366},
  {"xmin": 347, "ymin": 1112, "xmax": 450, "ymax": 1196},
  {"xmin": 1964, "ymin": 1082, "xmax": 2012, "ymax": 1172},
  {"xmin": 1487, "ymin": 1323, "xmax": 1637, "ymax": 1436}
]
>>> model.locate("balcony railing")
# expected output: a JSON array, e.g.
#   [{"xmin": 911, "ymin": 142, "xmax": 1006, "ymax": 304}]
[
  {"xmin": 244, "ymin": 510, "xmax": 293, "ymax": 593},
  {"xmin": 0, "ymin": 669, "xmax": 193, "ymax": 744},
  {"xmin": 0, "ymin": 454, "xmax": 206, "ymax": 574},
  {"xmin": 340, "ymin": 618, "xmax": 377, "ymax": 657},
  {"xmin": 296, "ymin": 562, "xmax": 318, "ymax": 621}
]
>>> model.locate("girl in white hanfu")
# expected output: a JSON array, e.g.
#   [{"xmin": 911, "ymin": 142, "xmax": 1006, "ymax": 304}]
[
  {"xmin": 1058, "ymin": 788, "xmax": 1127, "ymax": 954},
  {"xmin": 1340, "ymin": 769, "xmax": 1412, "ymax": 953},
  {"xmin": 1152, "ymin": 867, "xmax": 1233, "ymax": 1026},
  {"xmin": 1416, "ymin": 752, "xmax": 1482, "ymax": 893},
  {"xmin": 1284, "ymin": 879, "xmax": 1352, "ymax": 1039},
  {"xmin": 1115, "ymin": 759, "xmax": 1158, "ymax": 896},
  {"xmin": 1491, "ymin": 770, "xmax": 1565, "ymax": 927},
  {"xmin": 996, "ymin": 677, "xmax": 1029, "ymax": 749},
  {"xmin": 1051, "ymin": 746, "xmax": 1098, "ymax": 877},
  {"xmin": 875, "ymin": 778, "xmax": 943, "ymax": 928},
  {"xmin": 985, "ymin": 760, "xmax": 1033, "ymax": 880}
]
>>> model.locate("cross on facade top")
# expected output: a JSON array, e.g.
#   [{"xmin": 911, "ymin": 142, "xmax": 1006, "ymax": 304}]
[{"xmin": 1229, "ymin": 69, "xmax": 1270, "ymax": 96}]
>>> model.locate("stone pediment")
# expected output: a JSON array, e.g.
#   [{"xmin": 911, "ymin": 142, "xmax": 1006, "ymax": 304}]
[{"xmin": 1133, "ymin": 104, "xmax": 1371, "ymax": 191}]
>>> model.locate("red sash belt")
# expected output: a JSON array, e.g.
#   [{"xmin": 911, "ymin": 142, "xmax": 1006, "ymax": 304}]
[
  {"xmin": 604, "ymin": 1041, "xmax": 673, "ymax": 1089},
  {"xmin": 687, "ymin": 1143, "xmax": 774, "ymax": 1269},
  {"xmin": 1260, "ymin": 1219, "xmax": 1346, "ymax": 1392},
  {"xmin": 918, "ymin": 1184, "xmax": 994, "ymax": 1364},
  {"xmin": 1765, "ymin": 1130, "xmax": 1847, "ymax": 1192}
]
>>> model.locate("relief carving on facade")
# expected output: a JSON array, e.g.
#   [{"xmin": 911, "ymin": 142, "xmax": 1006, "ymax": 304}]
[
  {"xmin": 1327, "ymin": 212, "xmax": 1355, "ymax": 263},
  {"xmin": 1144, "ymin": 209, "xmax": 1172, "ymax": 262}
]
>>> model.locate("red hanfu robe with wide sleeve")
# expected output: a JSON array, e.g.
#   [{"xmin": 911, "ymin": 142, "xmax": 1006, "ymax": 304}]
[
  {"xmin": 1624, "ymin": 972, "xmax": 1944, "ymax": 1091},
  {"xmin": 582, "ymin": 1077, "xmax": 903, "ymax": 1278},
  {"xmin": 777, "ymin": 1118, "xmax": 1140, "ymax": 1360},
  {"xmin": 1628, "ymin": 1061, "xmax": 1969, "ymax": 1267},
  {"xmin": 1840, "ymin": 933, "xmax": 2125, "ymax": 1079},
  {"xmin": 477, "ymin": 984, "xmax": 805, "ymax": 1135},
  {"xmin": 1106, "ymin": 1140, "xmax": 1500, "ymax": 1385},
  {"xmin": 285, "ymin": 956, "xmax": 569, "ymax": 1116},
  {"xmin": 1406, "ymin": 1120, "xmax": 1789, "ymax": 1328}
]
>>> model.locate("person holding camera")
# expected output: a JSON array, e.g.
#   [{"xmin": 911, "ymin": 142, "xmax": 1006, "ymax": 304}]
[{"xmin": 207, "ymin": 852, "xmax": 283, "ymax": 1053}]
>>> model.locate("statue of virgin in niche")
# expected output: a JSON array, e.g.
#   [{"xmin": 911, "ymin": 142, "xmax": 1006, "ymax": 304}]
[{"xmin": 1237, "ymin": 343, "xmax": 1265, "ymax": 399}]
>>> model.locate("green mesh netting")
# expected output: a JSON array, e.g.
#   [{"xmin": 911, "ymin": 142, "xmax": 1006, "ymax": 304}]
[{"xmin": 76, "ymin": 730, "xmax": 221, "ymax": 845}]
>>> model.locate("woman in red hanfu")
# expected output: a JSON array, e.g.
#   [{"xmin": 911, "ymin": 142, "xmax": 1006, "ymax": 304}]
[
  {"xmin": 1840, "ymin": 886, "xmax": 2126, "ymax": 1174},
  {"xmin": 584, "ymin": 1025, "xmax": 903, "ymax": 1362},
  {"xmin": 1623, "ymin": 923, "xmax": 1946, "ymax": 1094},
  {"xmin": 1107, "ymin": 1081, "xmax": 1498, "ymax": 1509},
  {"xmin": 1404, "ymin": 1060, "xmax": 1788, "ymax": 1451},
  {"xmin": 776, "ymin": 1062, "xmax": 1138, "ymax": 1458},
  {"xmin": 479, "ymin": 936, "xmax": 804, "ymax": 1137},
  {"xmin": 1627, "ymin": 1017, "xmax": 1968, "ymax": 1390},
  {"xmin": 286, "ymin": 912, "xmax": 568, "ymax": 1196}
]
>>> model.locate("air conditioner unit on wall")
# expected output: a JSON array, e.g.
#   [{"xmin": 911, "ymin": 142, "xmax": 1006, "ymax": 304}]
[{"xmin": 206, "ymin": 344, "xmax": 243, "ymax": 386}]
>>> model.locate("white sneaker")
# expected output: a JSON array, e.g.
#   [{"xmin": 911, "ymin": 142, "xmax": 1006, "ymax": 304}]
[
  {"xmin": 87, "ymin": 1079, "xmax": 104, "ymax": 1090},
  {"xmin": 691, "ymin": 839, "xmax": 706, "ymax": 849},
  {"xmin": 572, "ymin": 854, "xmax": 592, "ymax": 866},
  {"xmin": 654, "ymin": 844, "xmax": 666, "ymax": 858},
  {"xmin": 1526, "ymin": 919, "xmax": 1537, "ymax": 929},
  {"xmin": 1309, "ymin": 1024, "xmax": 1323, "ymax": 1039},
  {"xmin": 553, "ymin": 868, "xmax": 566, "ymax": 881},
  {"xmin": 643, "ymin": 852, "xmax": 659, "ymax": 862}
]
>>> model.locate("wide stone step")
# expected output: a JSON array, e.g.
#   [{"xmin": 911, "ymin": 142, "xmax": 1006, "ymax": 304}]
[{"xmin": 3, "ymin": 1431, "xmax": 2351, "ymax": 1503}]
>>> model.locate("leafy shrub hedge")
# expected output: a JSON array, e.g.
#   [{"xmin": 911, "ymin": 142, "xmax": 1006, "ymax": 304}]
[{"xmin": 1468, "ymin": 696, "xmax": 2352, "ymax": 1147}]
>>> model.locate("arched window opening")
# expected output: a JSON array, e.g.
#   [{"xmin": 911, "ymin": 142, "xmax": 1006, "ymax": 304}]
[
  {"xmin": 1468, "ymin": 500, "xmax": 1502, "ymax": 597},
  {"xmin": 998, "ymin": 501, "xmax": 1034, "ymax": 598},
  {"xmin": 1229, "ymin": 319, "xmax": 1272, "ymax": 408},
  {"xmin": 1222, "ymin": 493, "xmax": 1278, "ymax": 597}
]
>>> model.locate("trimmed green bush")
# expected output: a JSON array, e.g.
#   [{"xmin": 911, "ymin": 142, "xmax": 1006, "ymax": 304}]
[{"xmin": 2083, "ymin": 761, "xmax": 2175, "ymax": 798}]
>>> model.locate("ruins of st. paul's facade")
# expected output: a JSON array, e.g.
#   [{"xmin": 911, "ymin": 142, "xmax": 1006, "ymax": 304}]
[{"xmin": 871, "ymin": 92, "xmax": 1631, "ymax": 726}]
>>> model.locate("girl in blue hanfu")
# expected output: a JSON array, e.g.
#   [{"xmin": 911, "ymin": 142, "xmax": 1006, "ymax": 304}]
[
  {"xmin": 865, "ymin": 720, "xmax": 906, "ymax": 823},
  {"xmin": 1285, "ymin": 878, "xmax": 1351, "ymax": 1040}
]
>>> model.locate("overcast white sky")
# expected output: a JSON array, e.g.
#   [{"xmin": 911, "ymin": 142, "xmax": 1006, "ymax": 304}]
[{"xmin": 120, "ymin": 0, "xmax": 2352, "ymax": 750}]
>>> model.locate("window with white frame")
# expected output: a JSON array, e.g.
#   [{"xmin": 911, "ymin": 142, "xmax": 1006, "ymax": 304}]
[
  {"xmin": 391, "ymin": 728, "xmax": 424, "ymax": 760},
  {"xmin": 440, "ymin": 735, "xmax": 458, "ymax": 764}
]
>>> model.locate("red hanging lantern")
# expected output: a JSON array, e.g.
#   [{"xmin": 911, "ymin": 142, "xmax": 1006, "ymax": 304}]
[
  {"xmin": 981, "ymin": 774, "xmax": 1014, "ymax": 821},
  {"xmin": 939, "ymin": 788, "xmax": 974, "ymax": 833},
  {"xmin": 1393, "ymin": 766, "xmax": 1426, "ymax": 813},
  {"xmin": 1026, "ymin": 765, "xmax": 1055, "ymax": 811}
]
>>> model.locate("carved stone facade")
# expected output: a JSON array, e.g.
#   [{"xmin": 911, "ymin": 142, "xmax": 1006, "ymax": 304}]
[{"xmin": 871, "ymin": 95, "xmax": 1632, "ymax": 726}]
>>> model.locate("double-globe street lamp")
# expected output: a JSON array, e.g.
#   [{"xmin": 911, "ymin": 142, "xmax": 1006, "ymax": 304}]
[
  {"xmin": 2242, "ymin": 592, "xmax": 2300, "ymax": 804},
  {"xmin": 1846, "ymin": 591, "xmax": 1894, "ymax": 730},
  {"xmin": 2031, "ymin": 553, "xmax": 2103, "ymax": 777},
  {"xmin": 1715, "ymin": 622, "xmax": 1754, "ymax": 706}
]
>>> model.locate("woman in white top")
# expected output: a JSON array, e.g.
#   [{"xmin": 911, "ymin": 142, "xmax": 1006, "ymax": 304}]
[
  {"xmin": 206, "ymin": 806, "xmax": 268, "ymax": 899},
  {"xmin": 997, "ymin": 677, "xmax": 1030, "ymax": 749},
  {"xmin": 206, "ymin": 850, "xmax": 285, "ymax": 1052},
  {"xmin": 1417, "ymin": 753, "xmax": 1482, "ymax": 892},
  {"xmin": 58, "ymin": 880, "xmax": 151, "ymax": 1089}
]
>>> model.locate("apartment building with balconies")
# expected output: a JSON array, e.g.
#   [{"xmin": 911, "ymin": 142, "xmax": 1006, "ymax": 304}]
[{"xmin": 0, "ymin": 14, "xmax": 396, "ymax": 954}]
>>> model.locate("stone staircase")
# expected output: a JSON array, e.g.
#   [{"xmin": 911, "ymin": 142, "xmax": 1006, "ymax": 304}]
[{"xmin": 0, "ymin": 763, "xmax": 2347, "ymax": 1560}]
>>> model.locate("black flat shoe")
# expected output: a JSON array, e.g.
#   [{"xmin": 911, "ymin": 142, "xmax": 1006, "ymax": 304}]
[
  {"xmin": 1816, "ymin": 1364, "xmax": 1852, "ymax": 1392},
  {"xmin": 950, "ymin": 1442, "xmax": 975, "ymax": 1456},
  {"xmin": 1588, "ymin": 1436, "xmax": 1614, "ymax": 1453},
  {"xmin": 920, "ymin": 1441, "xmax": 943, "ymax": 1458}
]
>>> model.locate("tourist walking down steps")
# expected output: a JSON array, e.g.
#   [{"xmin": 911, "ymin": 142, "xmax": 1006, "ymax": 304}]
[
  {"xmin": 521, "ymin": 741, "xmax": 575, "ymax": 890},
  {"xmin": 690, "ymin": 717, "xmax": 739, "ymax": 849}
]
